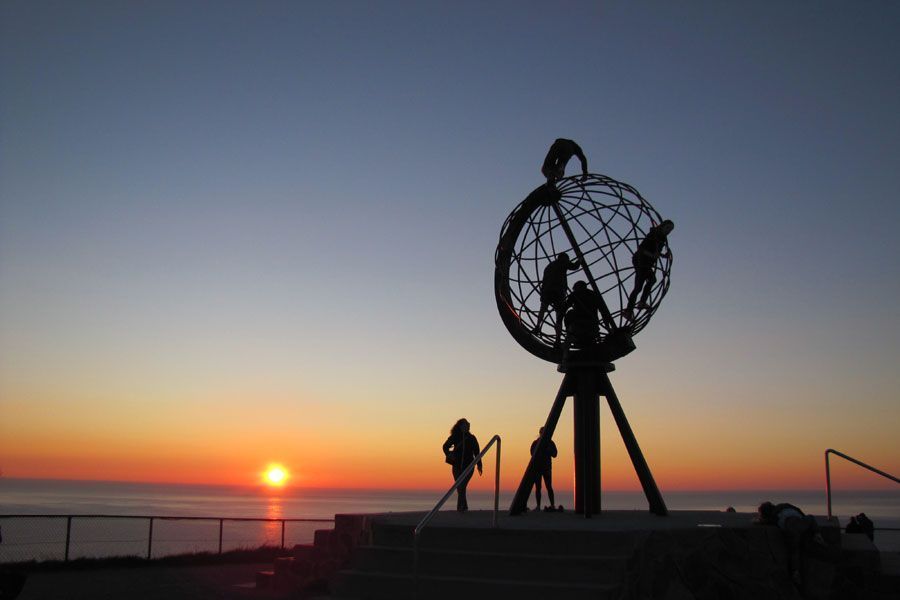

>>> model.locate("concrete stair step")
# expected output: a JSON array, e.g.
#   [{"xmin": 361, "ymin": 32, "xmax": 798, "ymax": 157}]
[
  {"xmin": 273, "ymin": 556, "xmax": 294, "ymax": 574},
  {"xmin": 255, "ymin": 570, "xmax": 275, "ymax": 589},
  {"xmin": 332, "ymin": 569, "xmax": 620, "ymax": 600},
  {"xmin": 292, "ymin": 543, "xmax": 315, "ymax": 560},
  {"xmin": 351, "ymin": 544, "xmax": 627, "ymax": 583},
  {"xmin": 372, "ymin": 523, "xmax": 639, "ymax": 555}
]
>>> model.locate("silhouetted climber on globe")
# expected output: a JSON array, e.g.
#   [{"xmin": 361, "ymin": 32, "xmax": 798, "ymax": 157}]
[
  {"xmin": 442, "ymin": 418, "xmax": 483, "ymax": 512},
  {"xmin": 534, "ymin": 252, "xmax": 581, "ymax": 346},
  {"xmin": 624, "ymin": 220, "xmax": 674, "ymax": 320},
  {"xmin": 530, "ymin": 427, "xmax": 558, "ymax": 511},
  {"xmin": 564, "ymin": 280, "xmax": 605, "ymax": 347},
  {"xmin": 542, "ymin": 138, "xmax": 588, "ymax": 185}
]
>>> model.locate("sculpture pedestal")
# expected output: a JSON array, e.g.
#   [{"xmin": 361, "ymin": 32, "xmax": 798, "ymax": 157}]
[{"xmin": 509, "ymin": 359, "xmax": 667, "ymax": 517}]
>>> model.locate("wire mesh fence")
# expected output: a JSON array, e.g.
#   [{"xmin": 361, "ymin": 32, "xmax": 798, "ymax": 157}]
[{"xmin": 0, "ymin": 515, "xmax": 333, "ymax": 564}]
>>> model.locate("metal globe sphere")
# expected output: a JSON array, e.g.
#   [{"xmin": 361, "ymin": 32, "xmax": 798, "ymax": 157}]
[{"xmin": 494, "ymin": 174, "xmax": 672, "ymax": 364}]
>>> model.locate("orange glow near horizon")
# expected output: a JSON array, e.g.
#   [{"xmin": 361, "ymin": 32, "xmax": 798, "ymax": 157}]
[{"xmin": 2, "ymin": 382, "xmax": 898, "ymax": 493}]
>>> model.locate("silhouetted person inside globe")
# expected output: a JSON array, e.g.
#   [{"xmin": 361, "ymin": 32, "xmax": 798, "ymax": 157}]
[
  {"xmin": 624, "ymin": 220, "xmax": 674, "ymax": 319},
  {"xmin": 442, "ymin": 418, "xmax": 483, "ymax": 512},
  {"xmin": 564, "ymin": 280, "xmax": 605, "ymax": 347},
  {"xmin": 530, "ymin": 427, "xmax": 558, "ymax": 511},
  {"xmin": 535, "ymin": 252, "xmax": 581, "ymax": 346},
  {"xmin": 542, "ymin": 138, "xmax": 588, "ymax": 186}
]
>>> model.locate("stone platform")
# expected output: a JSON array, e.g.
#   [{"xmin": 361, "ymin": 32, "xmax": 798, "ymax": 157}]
[
  {"xmin": 320, "ymin": 510, "xmax": 852, "ymax": 599},
  {"xmin": 361, "ymin": 508, "xmax": 836, "ymax": 535}
]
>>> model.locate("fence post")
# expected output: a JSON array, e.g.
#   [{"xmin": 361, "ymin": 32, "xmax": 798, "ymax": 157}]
[
  {"xmin": 147, "ymin": 518, "xmax": 154, "ymax": 560},
  {"xmin": 825, "ymin": 450, "xmax": 833, "ymax": 519},
  {"xmin": 64, "ymin": 516, "xmax": 72, "ymax": 561},
  {"xmin": 218, "ymin": 519, "xmax": 223, "ymax": 554},
  {"xmin": 281, "ymin": 520, "xmax": 285, "ymax": 549}
]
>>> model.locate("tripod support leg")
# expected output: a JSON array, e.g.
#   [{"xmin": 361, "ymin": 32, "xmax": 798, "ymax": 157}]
[
  {"xmin": 574, "ymin": 370, "xmax": 601, "ymax": 516},
  {"xmin": 508, "ymin": 373, "xmax": 574, "ymax": 515},
  {"xmin": 599, "ymin": 373, "xmax": 668, "ymax": 516}
]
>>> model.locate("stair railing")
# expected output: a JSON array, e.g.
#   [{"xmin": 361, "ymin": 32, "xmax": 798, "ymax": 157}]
[
  {"xmin": 825, "ymin": 448, "xmax": 899, "ymax": 519},
  {"xmin": 412, "ymin": 434, "xmax": 501, "ymax": 599}
]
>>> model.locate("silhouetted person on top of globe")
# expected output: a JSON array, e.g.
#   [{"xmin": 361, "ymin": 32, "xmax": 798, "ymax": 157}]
[
  {"xmin": 564, "ymin": 280, "xmax": 605, "ymax": 347},
  {"xmin": 542, "ymin": 138, "xmax": 588, "ymax": 185},
  {"xmin": 534, "ymin": 252, "xmax": 581, "ymax": 346},
  {"xmin": 624, "ymin": 220, "xmax": 674, "ymax": 320},
  {"xmin": 530, "ymin": 427, "xmax": 558, "ymax": 511},
  {"xmin": 442, "ymin": 418, "xmax": 483, "ymax": 512}
]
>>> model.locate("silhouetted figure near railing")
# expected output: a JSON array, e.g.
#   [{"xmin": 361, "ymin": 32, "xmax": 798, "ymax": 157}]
[
  {"xmin": 845, "ymin": 512, "xmax": 874, "ymax": 541},
  {"xmin": 442, "ymin": 419, "xmax": 483, "ymax": 512},
  {"xmin": 564, "ymin": 280, "xmax": 604, "ymax": 348},
  {"xmin": 756, "ymin": 501, "xmax": 826, "ymax": 588},
  {"xmin": 624, "ymin": 220, "xmax": 674, "ymax": 320},
  {"xmin": 530, "ymin": 427, "xmax": 558, "ymax": 511},
  {"xmin": 542, "ymin": 138, "xmax": 588, "ymax": 186},
  {"xmin": 534, "ymin": 252, "xmax": 581, "ymax": 346}
]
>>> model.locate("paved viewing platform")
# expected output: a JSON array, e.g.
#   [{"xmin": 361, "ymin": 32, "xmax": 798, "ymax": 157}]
[
  {"xmin": 323, "ymin": 509, "xmax": 891, "ymax": 599},
  {"xmin": 8, "ymin": 510, "xmax": 897, "ymax": 599},
  {"xmin": 370, "ymin": 508, "xmax": 811, "ymax": 532}
]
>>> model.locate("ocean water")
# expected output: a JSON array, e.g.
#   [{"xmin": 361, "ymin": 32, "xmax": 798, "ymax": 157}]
[{"xmin": 1, "ymin": 478, "xmax": 898, "ymax": 562}]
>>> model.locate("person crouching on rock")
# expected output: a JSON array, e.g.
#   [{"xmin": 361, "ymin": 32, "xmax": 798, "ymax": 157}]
[{"xmin": 442, "ymin": 419, "xmax": 483, "ymax": 512}]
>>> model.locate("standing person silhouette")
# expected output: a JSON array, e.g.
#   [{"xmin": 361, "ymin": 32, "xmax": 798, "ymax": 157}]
[
  {"xmin": 534, "ymin": 252, "xmax": 581, "ymax": 346},
  {"xmin": 442, "ymin": 419, "xmax": 483, "ymax": 512},
  {"xmin": 542, "ymin": 138, "xmax": 588, "ymax": 185},
  {"xmin": 624, "ymin": 220, "xmax": 674, "ymax": 319},
  {"xmin": 530, "ymin": 427, "xmax": 558, "ymax": 511}
]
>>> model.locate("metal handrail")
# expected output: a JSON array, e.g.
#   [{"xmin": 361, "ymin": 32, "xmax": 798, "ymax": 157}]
[
  {"xmin": 0, "ymin": 514, "xmax": 334, "ymax": 561},
  {"xmin": 825, "ymin": 449, "xmax": 900, "ymax": 519},
  {"xmin": 412, "ymin": 434, "xmax": 501, "ymax": 598}
]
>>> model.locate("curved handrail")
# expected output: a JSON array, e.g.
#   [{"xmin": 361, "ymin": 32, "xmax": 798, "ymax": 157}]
[
  {"xmin": 825, "ymin": 448, "xmax": 899, "ymax": 519},
  {"xmin": 412, "ymin": 434, "xmax": 501, "ymax": 598}
]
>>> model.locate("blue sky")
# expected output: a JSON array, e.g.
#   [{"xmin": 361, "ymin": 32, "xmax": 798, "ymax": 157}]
[{"xmin": 1, "ymin": 1, "xmax": 898, "ymax": 490}]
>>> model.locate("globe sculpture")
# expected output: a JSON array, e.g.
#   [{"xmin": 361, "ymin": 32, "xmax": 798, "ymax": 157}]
[
  {"xmin": 499, "ymin": 173, "xmax": 671, "ymax": 517},
  {"xmin": 495, "ymin": 174, "xmax": 672, "ymax": 365}
]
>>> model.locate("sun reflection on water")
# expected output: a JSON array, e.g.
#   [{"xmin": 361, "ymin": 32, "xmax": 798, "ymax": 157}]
[{"xmin": 264, "ymin": 494, "xmax": 284, "ymax": 543}]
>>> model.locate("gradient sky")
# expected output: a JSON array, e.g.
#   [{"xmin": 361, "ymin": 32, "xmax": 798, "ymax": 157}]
[{"xmin": 1, "ymin": 1, "xmax": 898, "ymax": 495}]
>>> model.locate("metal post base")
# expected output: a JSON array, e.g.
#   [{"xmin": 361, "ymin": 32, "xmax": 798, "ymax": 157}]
[{"xmin": 509, "ymin": 365, "xmax": 668, "ymax": 516}]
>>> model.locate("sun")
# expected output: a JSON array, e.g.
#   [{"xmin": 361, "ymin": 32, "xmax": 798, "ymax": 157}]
[{"xmin": 263, "ymin": 464, "xmax": 289, "ymax": 487}]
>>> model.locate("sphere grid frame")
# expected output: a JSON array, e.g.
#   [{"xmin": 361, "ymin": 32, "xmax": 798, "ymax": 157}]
[{"xmin": 495, "ymin": 174, "xmax": 672, "ymax": 364}]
